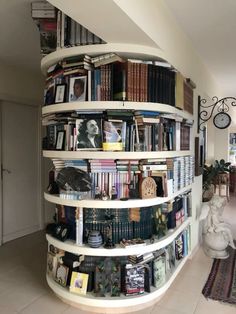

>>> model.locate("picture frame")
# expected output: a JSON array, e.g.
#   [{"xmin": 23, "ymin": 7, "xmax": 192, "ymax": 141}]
[
  {"xmin": 56, "ymin": 131, "xmax": 65, "ymax": 150},
  {"xmin": 195, "ymin": 136, "xmax": 203, "ymax": 176},
  {"xmin": 54, "ymin": 84, "xmax": 66, "ymax": 103},
  {"xmin": 69, "ymin": 75, "xmax": 87, "ymax": 102},
  {"xmin": 76, "ymin": 118, "xmax": 102, "ymax": 150}
]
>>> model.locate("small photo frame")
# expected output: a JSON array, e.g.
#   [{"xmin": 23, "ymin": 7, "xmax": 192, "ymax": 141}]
[
  {"xmin": 69, "ymin": 76, "xmax": 87, "ymax": 102},
  {"xmin": 56, "ymin": 131, "xmax": 65, "ymax": 150},
  {"xmin": 54, "ymin": 84, "xmax": 66, "ymax": 103}
]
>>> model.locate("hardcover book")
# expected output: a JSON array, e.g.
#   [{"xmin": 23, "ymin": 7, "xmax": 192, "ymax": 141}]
[
  {"xmin": 124, "ymin": 264, "xmax": 145, "ymax": 295},
  {"xmin": 153, "ymin": 255, "xmax": 166, "ymax": 289}
]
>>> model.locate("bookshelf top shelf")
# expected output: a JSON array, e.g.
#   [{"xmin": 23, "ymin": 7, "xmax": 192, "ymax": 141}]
[
  {"xmin": 41, "ymin": 43, "xmax": 166, "ymax": 75},
  {"xmin": 42, "ymin": 101, "xmax": 194, "ymax": 121},
  {"xmin": 46, "ymin": 218, "xmax": 190, "ymax": 257},
  {"xmin": 43, "ymin": 150, "xmax": 192, "ymax": 160}
]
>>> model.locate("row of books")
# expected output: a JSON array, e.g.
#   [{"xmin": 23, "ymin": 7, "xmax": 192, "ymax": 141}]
[
  {"xmin": 31, "ymin": 2, "xmax": 105, "ymax": 55},
  {"xmin": 50, "ymin": 157, "xmax": 194, "ymax": 201},
  {"xmin": 43, "ymin": 56, "xmax": 192, "ymax": 109},
  {"xmin": 51, "ymin": 189, "xmax": 191, "ymax": 246},
  {"xmin": 56, "ymin": 10, "xmax": 105, "ymax": 49},
  {"xmin": 43, "ymin": 111, "xmax": 192, "ymax": 152},
  {"xmin": 47, "ymin": 226, "xmax": 190, "ymax": 296}
]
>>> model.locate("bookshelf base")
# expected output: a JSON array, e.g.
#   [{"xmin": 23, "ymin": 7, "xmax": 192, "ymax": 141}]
[{"xmin": 46, "ymin": 254, "xmax": 189, "ymax": 313}]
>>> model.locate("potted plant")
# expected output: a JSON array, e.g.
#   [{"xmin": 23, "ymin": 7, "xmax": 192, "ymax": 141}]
[{"xmin": 202, "ymin": 159, "xmax": 231, "ymax": 202}]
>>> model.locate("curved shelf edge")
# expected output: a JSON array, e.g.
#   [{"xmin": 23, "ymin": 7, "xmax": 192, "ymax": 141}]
[
  {"xmin": 46, "ymin": 218, "xmax": 191, "ymax": 257},
  {"xmin": 42, "ymin": 101, "xmax": 193, "ymax": 121},
  {"xmin": 41, "ymin": 43, "xmax": 166, "ymax": 75},
  {"xmin": 43, "ymin": 150, "xmax": 192, "ymax": 160},
  {"xmin": 44, "ymin": 185, "xmax": 192, "ymax": 208},
  {"xmin": 46, "ymin": 254, "xmax": 189, "ymax": 311}
]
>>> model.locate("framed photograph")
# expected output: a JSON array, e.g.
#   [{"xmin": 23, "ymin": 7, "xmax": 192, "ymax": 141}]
[
  {"xmin": 54, "ymin": 84, "xmax": 66, "ymax": 103},
  {"xmin": 56, "ymin": 131, "xmax": 65, "ymax": 150},
  {"xmin": 76, "ymin": 118, "xmax": 102, "ymax": 150},
  {"xmin": 195, "ymin": 136, "xmax": 203, "ymax": 176},
  {"xmin": 69, "ymin": 76, "xmax": 87, "ymax": 102}
]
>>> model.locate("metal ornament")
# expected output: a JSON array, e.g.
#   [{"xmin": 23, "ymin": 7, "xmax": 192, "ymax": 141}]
[{"xmin": 198, "ymin": 95, "xmax": 236, "ymax": 132}]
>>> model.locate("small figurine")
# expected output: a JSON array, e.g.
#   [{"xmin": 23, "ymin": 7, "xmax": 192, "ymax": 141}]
[
  {"xmin": 101, "ymin": 190, "xmax": 109, "ymax": 201},
  {"xmin": 201, "ymin": 195, "xmax": 235, "ymax": 259}
]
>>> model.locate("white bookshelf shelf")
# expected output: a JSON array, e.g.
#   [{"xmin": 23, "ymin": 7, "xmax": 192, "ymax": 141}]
[
  {"xmin": 43, "ymin": 150, "xmax": 192, "ymax": 160},
  {"xmin": 42, "ymin": 101, "xmax": 193, "ymax": 121},
  {"xmin": 46, "ymin": 217, "xmax": 190, "ymax": 257},
  {"xmin": 46, "ymin": 253, "xmax": 189, "ymax": 311},
  {"xmin": 41, "ymin": 43, "xmax": 167, "ymax": 74},
  {"xmin": 44, "ymin": 185, "xmax": 192, "ymax": 208}
]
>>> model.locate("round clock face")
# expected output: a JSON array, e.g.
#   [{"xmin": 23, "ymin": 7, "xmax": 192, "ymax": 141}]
[{"xmin": 213, "ymin": 112, "xmax": 231, "ymax": 129}]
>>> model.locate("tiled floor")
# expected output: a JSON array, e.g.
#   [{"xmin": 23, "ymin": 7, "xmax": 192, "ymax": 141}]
[{"xmin": 0, "ymin": 196, "xmax": 235, "ymax": 314}]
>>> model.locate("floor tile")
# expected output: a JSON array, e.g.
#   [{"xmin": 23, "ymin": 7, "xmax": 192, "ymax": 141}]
[
  {"xmin": 194, "ymin": 295, "xmax": 236, "ymax": 314},
  {"xmin": 19, "ymin": 292, "xmax": 70, "ymax": 314}
]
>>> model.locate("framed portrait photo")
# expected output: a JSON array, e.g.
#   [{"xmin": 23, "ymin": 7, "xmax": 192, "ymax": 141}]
[
  {"xmin": 69, "ymin": 76, "xmax": 87, "ymax": 102},
  {"xmin": 54, "ymin": 84, "xmax": 66, "ymax": 104},
  {"xmin": 56, "ymin": 131, "xmax": 65, "ymax": 150}
]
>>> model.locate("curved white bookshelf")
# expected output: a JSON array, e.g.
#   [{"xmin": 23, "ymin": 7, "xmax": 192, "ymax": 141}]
[
  {"xmin": 43, "ymin": 150, "xmax": 191, "ymax": 160},
  {"xmin": 46, "ymin": 217, "xmax": 190, "ymax": 257},
  {"xmin": 44, "ymin": 185, "xmax": 192, "ymax": 209},
  {"xmin": 41, "ymin": 43, "xmax": 166, "ymax": 75},
  {"xmin": 46, "ymin": 253, "xmax": 189, "ymax": 312},
  {"xmin": 42, "ymin": 41, "xmax": 194, "ymax": 312},
  {"xmin": 42, "ymin": 101, "xmax": 193, "ymax": 121}
]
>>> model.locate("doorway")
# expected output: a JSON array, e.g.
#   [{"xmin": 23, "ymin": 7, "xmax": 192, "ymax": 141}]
[{"xmin": 0, "ymin": 101, "xmax": 41, "ymax": 243}]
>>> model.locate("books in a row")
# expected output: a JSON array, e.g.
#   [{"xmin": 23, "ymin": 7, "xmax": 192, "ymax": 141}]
[
  {"xmin": 43, "ymin": 111, "xmax": 192, "ymax": 153},
  {"xmin": 50, "ymin": 190, "xmax": 191, "ymax": 245},
  {"xmin": 31, "ymin": 2, "xmax": 105, "ymax": 55},
  {"xmin": 47, "ymin": 226, "xmax": 190, "ymax": 296},
  {"xmin": 51, "ymin": 157, "xmax": 194, "ymax": 201}
]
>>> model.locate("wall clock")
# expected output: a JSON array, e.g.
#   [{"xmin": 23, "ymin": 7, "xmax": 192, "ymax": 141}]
[{"xmin": 213, "ymin": 112, "xmax": 231, "ymax": 129}]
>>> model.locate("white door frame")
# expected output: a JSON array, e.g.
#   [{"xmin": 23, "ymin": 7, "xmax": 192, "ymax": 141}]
[
  {"xmin": 0, "ymin": 100, "xmax": 43, "ymax": 245},
  {"xmin": 0, "ymin": 101, "xmax": 3, "ymax": 245}
]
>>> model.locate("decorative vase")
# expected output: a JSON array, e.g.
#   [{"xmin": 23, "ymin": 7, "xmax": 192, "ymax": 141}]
[{"xmin": 87, "ymin": 230, "xmax": 103, "ymax": 248}]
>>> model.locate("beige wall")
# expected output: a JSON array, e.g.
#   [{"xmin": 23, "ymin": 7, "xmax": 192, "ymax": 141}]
[{"xmin": 0, "ymin": 62, "xmax": 44, "ymax": 105}]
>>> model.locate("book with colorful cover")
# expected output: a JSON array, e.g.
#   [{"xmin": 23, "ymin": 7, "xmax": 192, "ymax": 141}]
[
  {"xmin": 102, "ymin": 120, "xmax": 126, "ymax": 151},
  {"xmin": 69, "ymin": 271, "xmax": 89, "ymax": 295}
]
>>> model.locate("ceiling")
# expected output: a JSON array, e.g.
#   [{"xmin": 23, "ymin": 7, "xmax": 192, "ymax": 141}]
[
  {"xmin": 165, "ymin": 0, "xmax": 236, "ymax": 98},
  {"xmin": 1, "ymin": 1, "xmax": 236, "ymax": 107}
]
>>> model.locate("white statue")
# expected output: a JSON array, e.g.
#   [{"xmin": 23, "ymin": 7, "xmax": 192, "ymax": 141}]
[{"xmin": 200, "ymin": 195, "xmax": 235, "ymax": 259}]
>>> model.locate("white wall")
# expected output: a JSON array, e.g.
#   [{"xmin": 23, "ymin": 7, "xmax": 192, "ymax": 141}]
[
  {"xmin": 214, "ymin": 128, "xmax": 229, "ymax": 161},
  {"xmin": 0, "ymin": 62, "xmax": 50, "ymax": 239},
  {"xmin": 0, "ymin": 62, "xmax": 44, "ymax": 105}
]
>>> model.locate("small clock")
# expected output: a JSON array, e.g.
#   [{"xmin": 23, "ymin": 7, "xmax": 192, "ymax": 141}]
[
  {"xmin": 213, "ymin": 112, "xmax": 231, "ymax": 129},
  {"xmin": 140, "ymin": 177, "xmax": 157, "ymax": 199}
]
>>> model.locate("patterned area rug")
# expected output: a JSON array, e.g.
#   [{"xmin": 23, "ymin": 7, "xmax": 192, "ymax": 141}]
[{"xmin": 202, "ymin": 247, "xmax": 236, "ymax": 304}]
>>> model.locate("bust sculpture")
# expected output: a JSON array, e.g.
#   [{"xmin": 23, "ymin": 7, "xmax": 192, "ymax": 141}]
[{"xmin": 201, "ymin": 195, "xmax": 235, "ymax": 259}]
